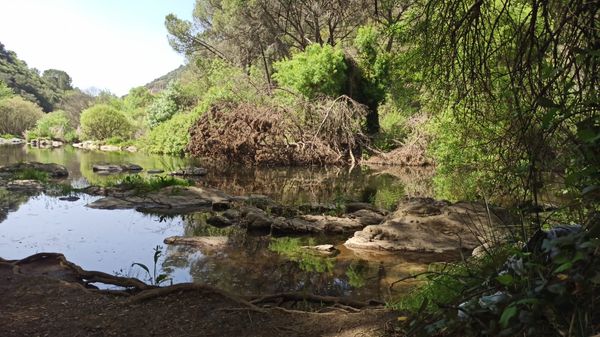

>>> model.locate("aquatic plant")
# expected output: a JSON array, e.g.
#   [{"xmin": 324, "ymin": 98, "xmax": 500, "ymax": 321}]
[
  {"xmin": 111, "ymin": 174, "xmax": 191, "ymax": 194},
  {"xmin": 12, "ymin": 168, "xmax": 50, "ymax": 182},
  {"xmin": 269, "ymin": 237, "xmax": 334, "ymax": 274},
  {"xmin": 131, "ymin": 245, "xmax": 172, "ymax": 286}
]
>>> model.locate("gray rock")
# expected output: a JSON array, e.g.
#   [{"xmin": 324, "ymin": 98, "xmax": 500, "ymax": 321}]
[
  {"xmin": 58, "ymin": 196, "xmax": 80, "ymax": 202},
  {"xmin": 147, "ymin": 169, "xmax": 164, "ymax": 174},
  {"xmin": 99, "ymin": 145, "xmax": 121, "ymax": 152},
  {"xmin": 222, "ymin": 209, "xmax": 241, "ymax": 220},
  {"xmin": 6, "ymin": 180, "xmax": 43, "ymax": 193},
  {"xmin": 345, "ymin": 199, "xmax": 508, "ymax": 254},
  {"xmin": 86, "ymin": 186, "xmax": 230, "ymax": 213},
  {"xmin": 207, "ymin": 215, "xmax": 232, "ymax": 227},
  {"xmin": 92, "ymin": 164, "xmax": 143, "ymax": 173},
  {"xmin": 164, "ymin": 236, "xmax": 228, "ymax": 251},
  {"xmin": 300, "ymin": 244, "xmax": 339, "ymax": 257},
  {"xmin": 0, "ymin": 138, "xmax": 25, "ymax": 145},
  {"xmin": 170, "ymin": 167, "xmax": 208, "ymax": 176}
]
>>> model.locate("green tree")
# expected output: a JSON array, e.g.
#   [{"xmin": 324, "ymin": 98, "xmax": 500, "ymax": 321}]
[
  {"xmin": 0, "ymin": 96, "xmax": 44, "ymax": 135},
  {"xmin": 273, "ymin": 44, "xmax": 347, "ymax": 98},
  {"xmin": 42, "ymin": 69, "xmax": 73, "ymax": 91},
  {"xmin": 147, "ymin": 81, "xmax": 182, "ymax": 128},
  {"xmin": 79, "ymin": 104, "xmax": 132, "ymax": 140},
  {"xmin": 27, "ymin": 110, "xmax": 76, "ymax": 142}
]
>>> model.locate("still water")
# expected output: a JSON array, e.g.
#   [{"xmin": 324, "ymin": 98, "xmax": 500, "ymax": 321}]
[{"xmin": 0, "ymin": 145, "xmax": 442, "ymax": 301}]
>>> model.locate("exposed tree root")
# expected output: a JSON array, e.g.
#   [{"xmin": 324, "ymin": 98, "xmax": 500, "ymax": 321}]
[
  {"xmin": 250, "ymin": 292, "xmax": 384, "ymax": 310},
  {"xmin": 126, "ymin": 283, "xmax": 268, "ymax": 313},
  {"xmin": 4, "ymin": 253, "xmax": 386, "ymax": 315}
]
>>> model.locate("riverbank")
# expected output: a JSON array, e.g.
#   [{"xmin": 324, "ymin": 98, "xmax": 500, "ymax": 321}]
[{"xmin": 0, "ymin": 253, "xmax": 396, "ymax": 337}]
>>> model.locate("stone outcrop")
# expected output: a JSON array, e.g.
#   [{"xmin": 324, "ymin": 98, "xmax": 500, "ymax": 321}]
[{"xmin": 344, "ymin": 198, "xmax": 510, "ymax": 253}]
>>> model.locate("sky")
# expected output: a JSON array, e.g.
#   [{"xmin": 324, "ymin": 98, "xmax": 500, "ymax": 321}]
[{"xmin": 0, "ymin": 0, "xmax": 194, "ymax": 95}]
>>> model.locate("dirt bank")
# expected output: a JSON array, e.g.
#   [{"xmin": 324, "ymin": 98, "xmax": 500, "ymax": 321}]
[{"xmin": 0, "ymin": 254, "xmax": 397, "ymax": 337}]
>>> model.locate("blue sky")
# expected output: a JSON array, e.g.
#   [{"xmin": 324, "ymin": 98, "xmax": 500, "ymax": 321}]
[{"xmin": 0, "ymin": 0, "xmax": 194, "ymax": 95}]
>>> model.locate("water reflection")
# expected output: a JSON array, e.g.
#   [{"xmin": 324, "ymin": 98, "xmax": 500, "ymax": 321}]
[{"xmin": 0, "ymin": 145, "xmax": 443, "ymax": 301}]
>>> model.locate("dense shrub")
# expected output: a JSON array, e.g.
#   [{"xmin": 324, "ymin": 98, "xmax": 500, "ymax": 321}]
[
  {"xmin": 79, "ymin": 104, "xmax": 132, "ymax": 140},
  {"xmin": 273, "ymin": 44, "xmax": 347, "ymax": 98},
  {"xmin": 26, "ymin": 110, "xmax": 76, "ymax": 142},
  {"xmin": 143, "ymin": 112, "xmax": 198, "ymax": 155},
  {"xmin": 0, "ymin": 96, "xmax": 44, "ymax": 136},
  {"xmin": 147, "ymin": 81, "xmax": 182, "ymax": 128}
]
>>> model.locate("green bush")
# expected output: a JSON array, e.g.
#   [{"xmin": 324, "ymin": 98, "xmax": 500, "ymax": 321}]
[
  {"xmin": 26, "ymin": 110, "xmax": 76, "ymax": 142},
  {"xmin": 0, "ymin": 96, "xmax": 44, "ymax": 136},
  {"xmin": 147, "ymin": 81, "xmax": 182, "ymax": 128},
  {"xmin": 0, "ymin": 80, "xmax": 13, "ymax": 99},
  {"xmin": 79, "ymin": 104, "xmax": 132, "ymax": 141},
  {"xmin": 143, "ymin": 112, "xmax": 198, "ymax": 155},
  {"xmin": 273, "ymin": 44, "xmax": 347, "ymax": 98}
]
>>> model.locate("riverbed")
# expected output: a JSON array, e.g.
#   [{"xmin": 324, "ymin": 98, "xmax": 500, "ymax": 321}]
[{"xmin": 0, "ymin": 145, "xmax": 444, "ymax": 301}]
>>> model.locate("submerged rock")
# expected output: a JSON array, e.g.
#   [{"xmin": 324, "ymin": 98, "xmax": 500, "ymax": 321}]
[
  {"xmin": 163, "ymin": 236, "xmax": 228, "ymax": 251},
  {"xmin": 92, "ymin": 164, "xmax": 143, "ymax": 173},
  {"xmin": 345, "ymin": 198, "xmax": 509, "ymax": 254},
  {"xmin": 170, "ymin": 167, "xmax": 208, "ymax": 177},
  {"xmin": 58, "ymin": 196, "xmax": 80, "ymax": 202},
  {"xmin": 300, "ymin": 244, "xmax": 339, "ymax": 257},
  {"xmin": 147, "ymin": 169, "xmax": 164, "ymax": 174},
  {"xmin": 0, "ymin": 162, "xmax": 69, "ymax": 178}
]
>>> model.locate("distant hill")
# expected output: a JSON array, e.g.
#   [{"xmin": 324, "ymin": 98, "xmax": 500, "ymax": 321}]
[
  {"xmin": 0, "ymin": 42, "xmax": 70, "ymax": 112},
  {"xmin": 144, "ymin": 65, "xmax": 187, "ymax": 94}
]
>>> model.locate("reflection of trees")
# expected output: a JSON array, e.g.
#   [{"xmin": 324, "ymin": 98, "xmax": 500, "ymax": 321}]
[
  {"xmin": 0, "ymin": 187, "xmax": 33, "ymax": 223},
  {"xmin": 161, "ymin": 232, "xmax": 405, "ymax": 301}
]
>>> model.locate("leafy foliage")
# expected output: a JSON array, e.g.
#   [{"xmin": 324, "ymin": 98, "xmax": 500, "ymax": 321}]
[
  {"xmin": 395, "ymin": 229, "xmax": 600, "ymax": 337},
  {"xmin": 0, "ymin": 42, "xmax": 70, "ymax": 112},
  {"xmin": 147, "ymin": 81, "xmax": 182, "ymax": 128},
  {"xmin": 273, "ymin": 44, "xmax": 347, "ymax": 98},
  {"xmin": 0, "ymin": 96, "xmax": 44, "ymax": 135},
  {"xmin": 26, "ymin": 110, "xmax": 77, "ymax": 142},
  {"xmin": 79, "ymin": 104, "xmax": 132, "ymax": 141},
  {"xmin": 143, "ymin": 112, "xmax": 198, "ymax": 155}
]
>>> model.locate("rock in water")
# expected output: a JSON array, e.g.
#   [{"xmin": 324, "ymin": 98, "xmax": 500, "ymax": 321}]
[
  {"xmin": 170, "ymin": 167, "xmax": 208, "ymax": 176},
  {"xmin": 345, "ymin": 198, "xmax": 510, "ymax": 254},
  {"xmin": 92, "ymin": 164, "xmax": 143, "ymax": 173}
]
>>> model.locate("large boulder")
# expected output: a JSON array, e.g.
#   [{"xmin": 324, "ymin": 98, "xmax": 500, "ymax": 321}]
[
  {"xmin": 345, "ymin": 198, "xmax": 510, "ymax": 253},
  {"xmin": 0, "ymin": 162, "xmax": 69, "ymax": 178}
]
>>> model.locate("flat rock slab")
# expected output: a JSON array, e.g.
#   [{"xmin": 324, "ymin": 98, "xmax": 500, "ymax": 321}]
[
  {"xmin": 245, "ymin": 211, "xmax": 379, "ymax": 234},
  {"xmin": 86, "ymin": 186, "xmax": 231, "ymax": 213},
  {"xmin": 345, "ymin": 198, "xmax": 509, "ymax": 254},
  {"xmin": 92, "ymin": 164, "xmax": 143, "ymax": 172},
  {"xmin": 164, "ymin": 236, "xmax": 228, "ymax": 251},
  {"xmin": 0, "ymin": 162, "xmax": 69, "ymax": 178}
]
